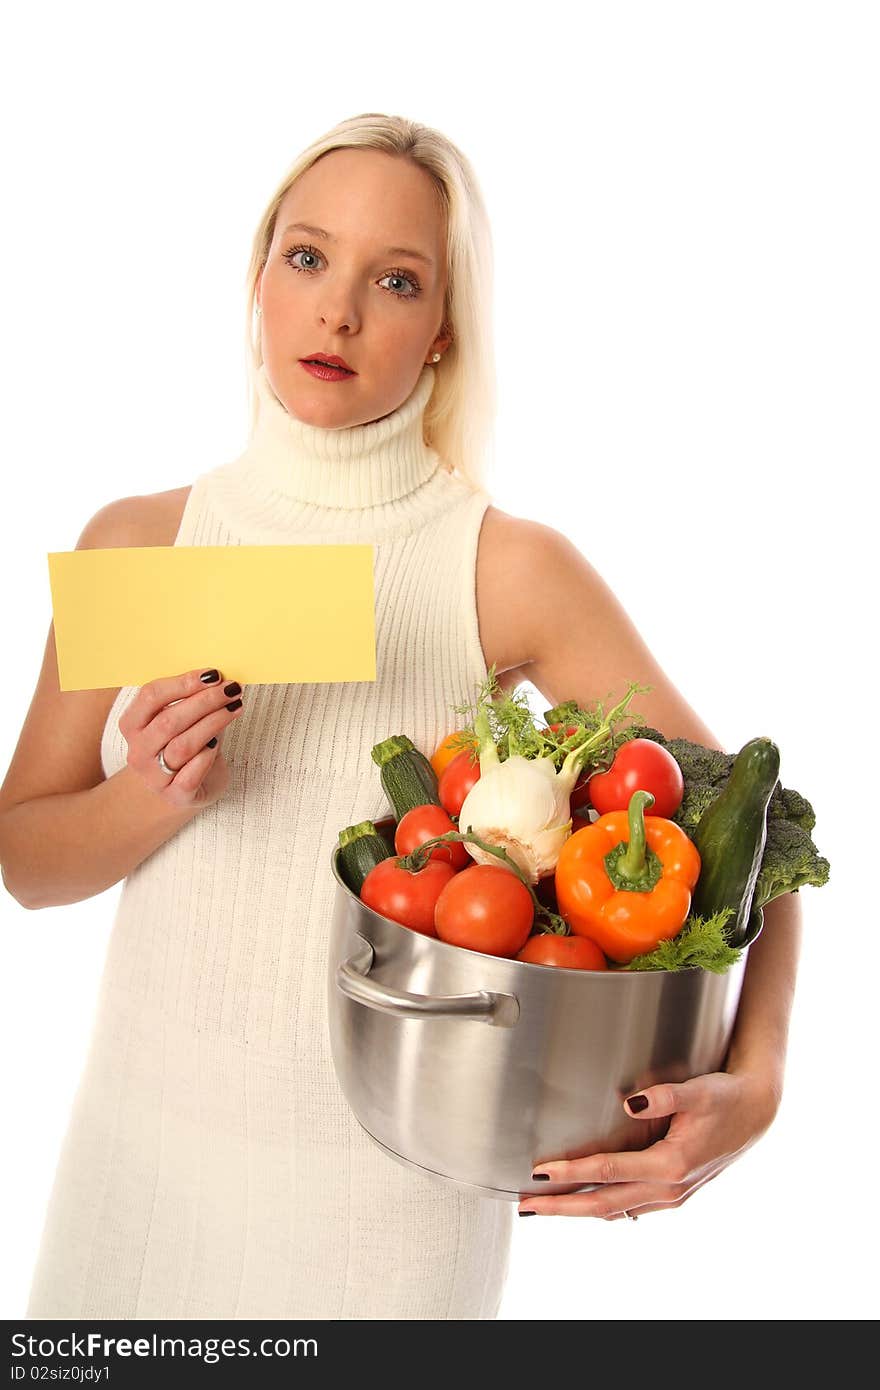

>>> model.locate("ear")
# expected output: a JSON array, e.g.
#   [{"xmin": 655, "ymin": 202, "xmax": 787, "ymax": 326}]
[{"xmin": 431, "ymin": 323, "xmax": 454, "ymax": 357}]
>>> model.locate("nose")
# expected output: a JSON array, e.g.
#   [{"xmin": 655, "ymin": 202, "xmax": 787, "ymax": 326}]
[{"xmin": 316, "ymin": 282, "xmax": 362, "ymax": 335}]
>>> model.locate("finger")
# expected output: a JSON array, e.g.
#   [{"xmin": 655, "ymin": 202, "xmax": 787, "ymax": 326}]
[
  {"xmin": 127, "ymin": 676, "xmax": 243, "ymax": 775},
  {"xmin": 518, "ymin": 1182, "xmax": 674, "ymax": 1218},
  {"xmin": 152, "ymin": 696, "xmax": 243, "ymax": 773},
  {"xmin": 123, "ymin": 668, "xmax": 227, "ymax": 734},
  {"xmin": 529, "ymin": 1141, "xmax": 687, "ymax": 1188},
  {"xmin": 622, "ymin": 1078, "xmax": 706, "ymax": 1120},
  {"xmin": 519, "ymin": 1168, "xmax": 723, "ymax": 1220},
  {"xmin": 160, "ymin": 741, "xmax": 216, "ymax": 793},
  {"xmin": 520, "ymin": 1160, "xmax": 726, "ymax": 1220}
]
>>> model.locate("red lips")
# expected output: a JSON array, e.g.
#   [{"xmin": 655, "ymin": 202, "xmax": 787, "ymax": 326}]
[{"xmin": 301, "ymin": 353, "xmax": 356, "ymax": 373}]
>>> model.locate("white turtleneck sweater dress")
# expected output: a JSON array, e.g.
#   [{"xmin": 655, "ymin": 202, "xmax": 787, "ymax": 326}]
[{"xmin": 24, "ymin": 362, "xmax": 514, "ymax": 1321}]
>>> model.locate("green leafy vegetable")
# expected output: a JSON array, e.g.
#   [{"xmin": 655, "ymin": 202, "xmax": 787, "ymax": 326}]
[{"xmin": 623, "ymin": 909, "xmax": 742, "ymax": 973}]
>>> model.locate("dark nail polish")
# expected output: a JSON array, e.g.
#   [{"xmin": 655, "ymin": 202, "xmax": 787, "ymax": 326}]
[
  {"xmin": 626, "ymin": 1093, "xmax": 649, "ymax": 1113},
  {"xmin": 200, "ymin": 669, "xmax": 220, "ymax": 684},
  {"xmin": 519, "ymin": 1210, "xmax": 537, "ymax": 1217},
  {"xmin": 205, "ymin": 737, "xmax": 218, "ymax": 749},
  {"xmin": 226, "ymin": 698, "xmax": 243, "ymax": 712},
  {"xmin": 223, "ymin": 682, "xmax": 241, "ymax": 698},
  {"xmin": 531, "ymin": 1172, "xmax": 551, "ymax": 1181}
]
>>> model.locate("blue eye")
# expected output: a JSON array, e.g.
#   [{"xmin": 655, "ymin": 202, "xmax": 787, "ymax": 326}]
[{"xmin": 281, "ymin": 244, "xmax": 422, "ymax": 300}]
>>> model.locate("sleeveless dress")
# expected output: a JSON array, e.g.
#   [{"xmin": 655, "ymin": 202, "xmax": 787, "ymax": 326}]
[{"xmin": 24, "ymin": 362, "xmax": 514, "ymax": 1320}]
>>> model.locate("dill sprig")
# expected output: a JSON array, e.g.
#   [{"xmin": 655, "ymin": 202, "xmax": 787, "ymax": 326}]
[
  {"xmin": 623, "ymin": 908, "xmax": 742, "ymax": 973},
  {"xmin": 448, "ymin": 663, "xmax": 651, "ymax": 772}
]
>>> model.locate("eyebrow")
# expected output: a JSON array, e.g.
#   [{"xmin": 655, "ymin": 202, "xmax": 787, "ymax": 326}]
[{"xmin": 281, "ymin": 221, "xmax": 435, "ymax": 267}]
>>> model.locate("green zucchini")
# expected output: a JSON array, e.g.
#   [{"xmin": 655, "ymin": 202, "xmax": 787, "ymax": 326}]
[
  {"xmin": 370, "ymin": 735, "xmax": 441, "ymax": 818},
  {"xmin": 337, "ymin": 820, "xmax": 394, "ymax": 894},
  {"xmin": 690, "ymin": 736, "xmax": 780, "ymax": 948}
]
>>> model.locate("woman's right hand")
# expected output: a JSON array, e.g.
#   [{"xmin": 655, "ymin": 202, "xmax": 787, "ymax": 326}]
[{"xmin": 119, "ymin": 668, "xmax": 245, "ymax": 810}]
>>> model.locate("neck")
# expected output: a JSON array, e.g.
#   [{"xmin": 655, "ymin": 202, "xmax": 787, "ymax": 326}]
[{"xmin": 237, "ymin": 361, "xmax": 442, "ymax": 509}]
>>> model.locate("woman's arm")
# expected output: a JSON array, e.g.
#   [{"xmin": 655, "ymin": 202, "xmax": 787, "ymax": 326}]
[
  {"xmin": 723, "ymin": 888, "xmax": 803, "ymax": 1107},
  {"xmin": 516, "ymin": 520, "xmax": 731, "ymax": 748},
  {"xmin": 512, "ymin": 517, "xmax": 803, "ymax": 1086},
  {"xmin": 503, "ymin": 519, "xmax": 805, "ymax": 1216},
  {"xmin": 514, "ymin": 518, "xmax": 802, "ymax": 1076}
]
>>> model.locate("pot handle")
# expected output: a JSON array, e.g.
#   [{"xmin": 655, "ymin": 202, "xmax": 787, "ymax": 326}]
[{"xmin": 336, "ymin": 935, "xmax": 520, "ymax": 1028}]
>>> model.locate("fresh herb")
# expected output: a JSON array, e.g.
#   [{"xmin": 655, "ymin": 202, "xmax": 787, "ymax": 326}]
[
  {"xmin": 450, "ymin": 664, "xmax": 651, "ymax": 770},
  {"xmin": 623, "ymin": 908, "xmax": 741, "ymax": 973}
]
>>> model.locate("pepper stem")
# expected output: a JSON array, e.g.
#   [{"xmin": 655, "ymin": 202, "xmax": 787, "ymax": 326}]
[{"xmin": 616, "ymin": 790, "xmax": 655, "ymax": 882}]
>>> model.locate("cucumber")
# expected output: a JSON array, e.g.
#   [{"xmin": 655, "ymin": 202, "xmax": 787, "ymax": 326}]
[
  {"xmin": 690, "ymin": 736, "xmax": 780, "ymax": 948},
  {"xmin": 337, "ymin": 820, "xmax": 394, "ymax": 894},
  {"xmin": 370, "ymin": 735, "xmax": 442, "ymax": 818}
]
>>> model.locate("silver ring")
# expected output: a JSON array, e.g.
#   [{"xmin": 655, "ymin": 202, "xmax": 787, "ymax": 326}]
[{"xmin": 157, "ymin": 747, "xmax": 176, "ymax": 776}]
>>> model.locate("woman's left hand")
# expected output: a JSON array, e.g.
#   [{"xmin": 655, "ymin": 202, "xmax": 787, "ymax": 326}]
[{"xmin": 518, "ymin": 1069, "xmax": 780, "ymax": 1219}]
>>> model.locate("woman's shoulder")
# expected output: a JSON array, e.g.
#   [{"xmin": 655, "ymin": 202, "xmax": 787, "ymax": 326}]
[
  {"xmin": 72, "ymin": 485, "xmax": 191, "ymax": 551},
  {"xmin": 478, "ymin": 503, "xmax": 556, "ymax": 559},
  {"xmin": 132, "ymin": 485, "xmax": 192, "ymax": 545}
]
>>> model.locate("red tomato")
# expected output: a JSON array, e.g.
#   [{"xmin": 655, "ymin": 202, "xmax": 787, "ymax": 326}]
[
  {"xmin": 546, "ymin": 722, "xmax": 592, "ymax": 811},
  {"xmin": 434, "ymin": 864, "xmax": 534, "ymax": 957},
  {"xmin": 516, "ymin": 933, "xmax": 608, "ymax": 970},
  {"xmin": 437, "ymin": 746, "xmax": 482, "ymax": 818},
  {"xmin": 588, "ymin": 738, "xmax": 684, "ymax": 818},
  {"xmin": 394, "ymin": 804, "xmax": 472, "ymax": 870},
  {"xmin": 360, "ymin": 856, "xmax": 457, "ymax": 936}
]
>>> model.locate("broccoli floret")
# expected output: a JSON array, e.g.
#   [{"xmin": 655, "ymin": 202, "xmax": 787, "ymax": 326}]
[
  {"xmin": 753, "ymin": 817, "xmax": 830, "ymax": 907},
  {"xmin": 674, "ymin": 781, "xmax": 723, "ymax": 831},
  {"xmin": 767, "ymin": 783, "xmax": 816, "ymax": 833},
  {"xmin": 663, "ymin": 738, "xmax": 735, "ymax": 789},
  {"xmin": 653, "ymin": 738, "xmax": 733, "ymax": 831}
]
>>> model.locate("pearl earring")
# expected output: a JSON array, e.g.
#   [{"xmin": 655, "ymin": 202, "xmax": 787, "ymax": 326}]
[{"xmin": 431, "ymin": 352, "xmax": 440, "ymax": 362}]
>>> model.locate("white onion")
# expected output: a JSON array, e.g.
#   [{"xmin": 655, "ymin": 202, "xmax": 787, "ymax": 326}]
[{"xmin": 457, "ymin": 752, "xmax": 578, "ymax": 884}]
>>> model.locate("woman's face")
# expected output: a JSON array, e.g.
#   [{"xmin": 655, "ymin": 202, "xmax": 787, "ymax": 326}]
[{"xmin": 257, "ymin": 148, "xmax": 451, "ymax": 428}]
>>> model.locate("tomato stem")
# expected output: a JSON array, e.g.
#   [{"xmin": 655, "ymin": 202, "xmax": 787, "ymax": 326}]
[{"xmin": 401, "ymin": 830, "xmax": 569, "ymax": 934}]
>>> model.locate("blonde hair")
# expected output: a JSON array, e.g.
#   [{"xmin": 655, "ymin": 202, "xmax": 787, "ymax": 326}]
[{"xmin": 242, "ymin": 113, "xmax": 496, "ymax": 492}]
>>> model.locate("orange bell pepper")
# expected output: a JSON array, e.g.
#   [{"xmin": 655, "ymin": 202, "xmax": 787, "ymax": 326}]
[{"xmin": 555, "ymin": 789, "xmax": 701, "ymax": 963}]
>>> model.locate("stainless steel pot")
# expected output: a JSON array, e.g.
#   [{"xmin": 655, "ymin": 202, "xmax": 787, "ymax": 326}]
[{"xmin": 328, "ymin": 828, "xmax": 754, "ymax": 1202}]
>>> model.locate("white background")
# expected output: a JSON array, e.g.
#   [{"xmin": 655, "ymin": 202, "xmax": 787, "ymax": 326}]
[{"xmin": 1, "ymin": 0, "xmax": 876, "ymax": 1322}]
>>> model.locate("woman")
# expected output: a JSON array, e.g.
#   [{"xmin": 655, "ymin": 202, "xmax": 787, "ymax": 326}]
[{"xmin": 2, "ymin": 113, "xmax": 801, "ymax": 1319}]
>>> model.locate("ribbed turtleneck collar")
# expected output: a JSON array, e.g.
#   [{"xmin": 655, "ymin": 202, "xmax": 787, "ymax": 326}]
[{"xmin": 232, "ymin": 359, "xmax": 443, "ymax": 510}]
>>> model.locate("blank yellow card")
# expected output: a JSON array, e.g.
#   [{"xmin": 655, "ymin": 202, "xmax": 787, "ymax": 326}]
[{"xmin": 47, "ymin": 545, "xmax": 377, "ymax": 691}]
